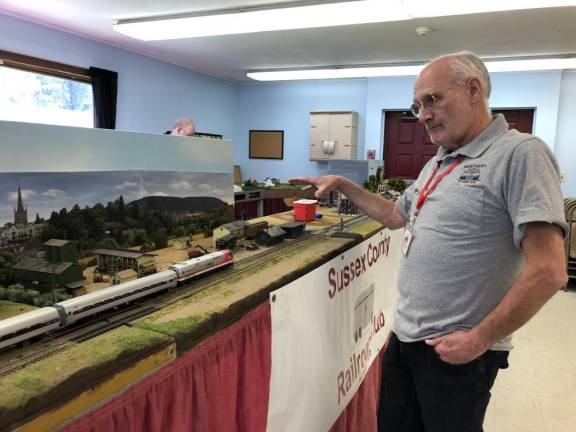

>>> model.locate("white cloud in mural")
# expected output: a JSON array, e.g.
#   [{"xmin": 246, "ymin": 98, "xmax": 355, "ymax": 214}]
[
  {"xmin": 114, "ymin": 181, "xmax": 139, "ymax": 191},
  {"xmin": 41, "ymin": 189, "xmax": 66, "ymax": 198},
  {"xmin": 8, "ymin": 188, "xmax": 36, "ymax": 201},
  {"xmin": 0, "ymin": 171, "xmax": 233, "ymax": 224},
  {"xmin": 121, "ymin": 190, "xmax": 142, "ymax": 203},
  {"xmin": 169, "ymin": 181, "xmax": 193, "ymax": 193},
  {"xmin": 142, "ymin": 190, "xmax": 170, "ymax": 197}
]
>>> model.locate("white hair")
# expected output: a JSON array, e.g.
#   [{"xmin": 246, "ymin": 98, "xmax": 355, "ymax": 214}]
[{"xmin": 431, "ymin": 51, "xmax": 491, "ymax": 99}]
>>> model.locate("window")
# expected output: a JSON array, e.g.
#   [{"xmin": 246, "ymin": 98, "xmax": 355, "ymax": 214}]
[{"xmin": 0, "ymin": 50, "xmax": 93, "ymax": 128}]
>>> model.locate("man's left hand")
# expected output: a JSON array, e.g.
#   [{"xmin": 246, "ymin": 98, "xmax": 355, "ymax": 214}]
[{"xmin": 425, "ymin": 330, "xmax": 489, "ymax": 364}]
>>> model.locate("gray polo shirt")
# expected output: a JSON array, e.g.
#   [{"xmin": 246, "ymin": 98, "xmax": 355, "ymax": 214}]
[{"xmin": 393, "ymin": 114, "xmax": 567, "ymax": 351}]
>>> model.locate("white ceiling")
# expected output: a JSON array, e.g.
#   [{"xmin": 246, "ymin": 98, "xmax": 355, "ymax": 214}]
[{"xmin": 1, "ymin": 0, "xmax": 575, "ymax": 82}]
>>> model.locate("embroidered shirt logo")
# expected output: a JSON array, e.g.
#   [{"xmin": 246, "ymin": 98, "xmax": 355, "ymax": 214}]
[{"xmin": 458, "ymin": 163, "xmax": 486, "ymax": 184}]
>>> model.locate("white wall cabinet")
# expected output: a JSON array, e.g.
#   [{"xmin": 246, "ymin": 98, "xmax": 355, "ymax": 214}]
[{"xmin": 309, "ymin": 111, "xmax": 357, "ymax": 160}]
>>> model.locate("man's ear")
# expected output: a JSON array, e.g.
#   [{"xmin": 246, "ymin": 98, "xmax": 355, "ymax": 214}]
[{"xmin": 468, "ymin": 77, "xmax": 483, "ymax": 103}]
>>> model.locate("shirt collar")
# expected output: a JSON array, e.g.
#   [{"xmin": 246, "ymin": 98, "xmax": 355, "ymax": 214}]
[{"xmin": 436, "ymin": 114, "xmax": 509, "ymax": 161}]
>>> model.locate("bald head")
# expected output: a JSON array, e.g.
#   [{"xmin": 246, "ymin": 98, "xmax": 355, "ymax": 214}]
[{"xmin": 170, "ymin": 117, "xmax": 196, "ymax": 137}]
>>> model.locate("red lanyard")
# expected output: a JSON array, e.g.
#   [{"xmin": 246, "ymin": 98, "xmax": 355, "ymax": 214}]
[{"xmin": 414, "ymin": 156, "xmax": 465, "ymax": 217}]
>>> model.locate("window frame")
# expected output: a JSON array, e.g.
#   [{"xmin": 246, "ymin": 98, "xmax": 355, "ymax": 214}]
[{"xmin": 0, "ymin": 49, "xmax": 91, "ymax": 84}]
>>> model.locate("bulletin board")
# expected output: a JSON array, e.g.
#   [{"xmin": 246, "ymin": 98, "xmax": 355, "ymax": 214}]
[{"xmin": 249, "ymin": 130, "xmax": 284, "ymax": 159}]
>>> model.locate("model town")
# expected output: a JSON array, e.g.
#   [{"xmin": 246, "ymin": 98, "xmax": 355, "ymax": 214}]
[{"xmin": 0, "ymin": 169, "xmax": 406, "ymax": 350}]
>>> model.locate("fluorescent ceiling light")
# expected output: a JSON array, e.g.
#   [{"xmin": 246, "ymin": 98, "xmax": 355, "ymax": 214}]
[
  {"xmin": 113, "ymin": 0, "xmax": 576, "ymax": 40},
  {"xmin": 248, "ymin": 65, "xmax": 425, "ymax": 81},
  {"xmin": 485, "ymin": 57, "xmax": 576, "ymax": 72},
  {"xmin": 247, "ymin": 58, "xmax": 576, "ymax": 81},
  {"xmin": 405, "ymin": 0, "xmax": 576, "ymax": 19},
  {"xmin": 113, "ymin": 1, "xmax": 408, "ymax": 41}
]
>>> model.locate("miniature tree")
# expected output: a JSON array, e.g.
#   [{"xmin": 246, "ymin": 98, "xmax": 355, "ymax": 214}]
[
  {"xmin": 363, "ymin": 175, "xmax": 378, "ymax": 193},
  {"xmin": 386, "ymin": 177, "xmax": 408, "ymax": 194},
  {"xmin": 243, "ymin": 178, "xmax": 259, "ymax": 189}
]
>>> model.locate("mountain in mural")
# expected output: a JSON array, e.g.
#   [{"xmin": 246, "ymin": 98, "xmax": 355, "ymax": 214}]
[{"xmin": 129, "ymin": 196, "xmax": 228, "ymax": 213}]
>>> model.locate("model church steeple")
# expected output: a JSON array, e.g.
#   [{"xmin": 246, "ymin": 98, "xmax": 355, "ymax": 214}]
[{"xmin": 14, "ymin": 186, "xmax": 28, "ymax": 225}]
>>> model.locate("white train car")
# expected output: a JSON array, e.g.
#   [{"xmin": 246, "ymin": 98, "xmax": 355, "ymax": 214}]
[
  {"xmin": 0, "ymin": 250, "xmax": 234, "ymax": 351},
  {"xmin": 0, "ymin": 307, "xmax": 60, "ymax": 350},
  {"xmin": 54, "ymin": 270, "xmax": 177, "ymax": 325},
  {"xmin": 169, "ymin": 250, "xmax": 233, "ymax": 284}
]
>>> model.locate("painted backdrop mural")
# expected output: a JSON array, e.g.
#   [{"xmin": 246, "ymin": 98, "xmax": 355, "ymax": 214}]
[{"xmin": 0, "ymin": 120, "xmax": 233, "ymax": 309}]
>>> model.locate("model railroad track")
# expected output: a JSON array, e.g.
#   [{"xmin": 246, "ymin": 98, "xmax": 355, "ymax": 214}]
[
  {"xmin": 0, "ymin": 304, "xmax": 161, "ymax": 378},
  {"xmin": 0, "ymin": 214, "xmax": 372, "ymax": 375},
  {"xmin": 321, "ymin": 213, "xmax": 371, "ymax": 235},
  {"xmin": 162, "ymin": 234, "xmax": 325, "ymax": 305},
  {"xmin": 160, "ymin": 213, "xmax": 371, "ymax": 305},
  {"xmin": 69, "ymin": 305, "xmax": 161, "ymax": 343}
]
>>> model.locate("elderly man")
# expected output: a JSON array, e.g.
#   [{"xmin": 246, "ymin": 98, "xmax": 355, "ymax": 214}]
[
  {"xmin": 290, "ymin": 51, "xmax": 567, "ymax": 432},
  {"xmin": 167, "ymin": 117, "xmax": 196, "ymax": 136}
]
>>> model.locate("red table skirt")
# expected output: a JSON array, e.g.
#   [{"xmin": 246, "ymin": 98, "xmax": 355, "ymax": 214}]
[{"xmin": 63, "ymin": 302, "xmax": 383, "ymax": 432}]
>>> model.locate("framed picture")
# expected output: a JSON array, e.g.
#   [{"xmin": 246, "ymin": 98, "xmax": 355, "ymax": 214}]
[{"xmin": 249, "ymin": 130, "xmax": 284, "ymax": 159}]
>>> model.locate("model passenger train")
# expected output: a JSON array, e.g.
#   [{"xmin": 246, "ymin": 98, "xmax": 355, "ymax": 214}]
[{"xmin": 0, "ymin": 250, "xmax": 234, "ymax": 350}]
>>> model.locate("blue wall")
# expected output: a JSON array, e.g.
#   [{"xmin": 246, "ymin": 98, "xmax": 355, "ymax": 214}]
[
  {"xmin": 364, "ymin": 77, "xmax": 415, "ymax": 160},
  {"xmin": 0, "ymin": 13, "xmax": 238, "ymax": 140},
  {"xmin": 556, "ymin": 71, "xmax": 576, "ymax": 197},
  {"xmin": 1, "ymin": 12, "xmax": 575, "ymax": 196},
  {"xmin": 490, "ymin": 72, "xmax": 562, "ymax": 151},
  {"xmin": 236, "ymin": 80, "xmax": 366, "ymax": 182},
  {"xmin": 362, "ymin": 72, "xmax": 563, "ymax": 154},
  {"xmin": 236, "ymin": 72, "xmax": 571, "ymax": 184}
]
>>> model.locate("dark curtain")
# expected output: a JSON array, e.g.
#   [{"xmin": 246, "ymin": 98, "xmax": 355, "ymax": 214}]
[{"xmin": 89, "ymin": 67, "xmax": 118, "ymax": 129}]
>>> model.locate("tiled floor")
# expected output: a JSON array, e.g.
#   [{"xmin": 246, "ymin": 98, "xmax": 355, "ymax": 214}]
[{"xmin": 484, "ymin": 285, "xmax": 576, "ymax": 432}]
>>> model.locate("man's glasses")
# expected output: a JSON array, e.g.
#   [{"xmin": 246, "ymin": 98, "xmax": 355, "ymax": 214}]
[
  {"xmin": 411, "ymin": 81, "xmax": 467, "ymax": 118},
  {"xmin": 410, "ymin": 93, "xmax": 442, "ymax": 118}
]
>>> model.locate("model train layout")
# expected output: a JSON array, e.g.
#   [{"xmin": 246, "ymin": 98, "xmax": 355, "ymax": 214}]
[{"xmin": 0, "ymin": 250, "xmax": 234, "ymax": 350}]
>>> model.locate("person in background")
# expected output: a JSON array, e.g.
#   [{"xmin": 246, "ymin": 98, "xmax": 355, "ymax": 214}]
[
  {"xmin": 166, "ymin": 117, "xmax": 196, "ymax": 136},
  {"xmin": 290, "ymin": 51, "xmax": 568, "ymax": 432}
]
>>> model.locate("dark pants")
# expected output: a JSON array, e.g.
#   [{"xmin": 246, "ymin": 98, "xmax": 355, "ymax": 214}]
[{"xmin": 377, "ymin": 333, "xmax": 509, "ymax": 432}]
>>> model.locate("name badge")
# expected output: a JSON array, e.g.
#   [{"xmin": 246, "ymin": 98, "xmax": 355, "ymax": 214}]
[{"xmin": 401, "ymin": 225, "xmax": 413, "ymax": 256}]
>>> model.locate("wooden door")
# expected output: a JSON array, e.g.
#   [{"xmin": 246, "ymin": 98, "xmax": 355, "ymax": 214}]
[
  {"xmin": 383, "ymin": 109, "xmax": 534, "ymax": 179},
  {"xmin": 384, "ymin": 111, "xmax": 437, "ymax": 179},
  {"xmin": 492, "ymin": 109, "xmax": 534, "ymax": 134}
]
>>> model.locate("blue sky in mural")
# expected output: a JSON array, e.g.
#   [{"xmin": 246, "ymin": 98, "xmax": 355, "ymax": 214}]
[{"xmin": 0, "ymin": 171, "xmax": 232, "ymax": 225}]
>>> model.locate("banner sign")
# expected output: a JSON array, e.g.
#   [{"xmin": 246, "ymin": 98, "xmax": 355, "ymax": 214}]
[{"xmin": 267, "ymin": 229, "xmax": 403, "ymax": 431}]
